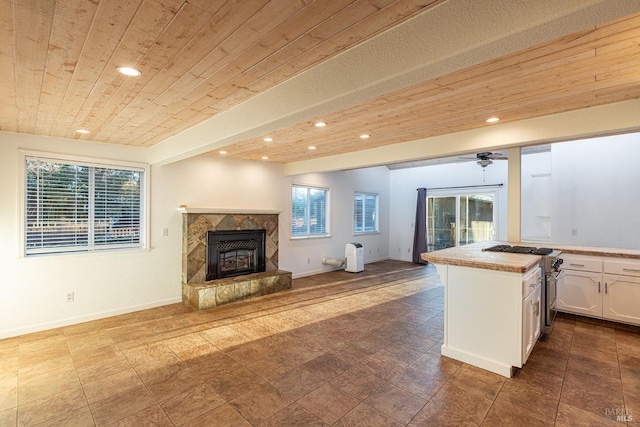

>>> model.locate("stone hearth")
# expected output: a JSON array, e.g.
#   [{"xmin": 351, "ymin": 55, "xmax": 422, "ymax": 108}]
[
  {"xmin": 183, "ymin": 269, "xmax": 292, "ymax": 310},
  {"xmin": 180, "ymin": 208, "xmax": 291, "ymax": 310}
]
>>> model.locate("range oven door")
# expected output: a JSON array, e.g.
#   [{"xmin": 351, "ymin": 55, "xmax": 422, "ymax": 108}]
[{"xmin": 545, "ymin": 271, "xmax": 561, "ymax": 331}]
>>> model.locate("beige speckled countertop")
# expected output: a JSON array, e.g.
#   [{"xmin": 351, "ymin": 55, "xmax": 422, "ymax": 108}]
[
  {"xmin": 421, "ymin": 241, "xmax": 541, "ymax": 273},
  {"xmin": 420, "ymin": 241, "xmax": 640, "ymax": 273},
  {"xmin": 551, "ymin": 244, "xmax": 640, "ymax": 259}
]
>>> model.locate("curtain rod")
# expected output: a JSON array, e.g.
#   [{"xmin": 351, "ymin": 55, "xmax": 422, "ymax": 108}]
[{"xmin": 417, "ymin": 183, "xmax": 503, "ymax": 191}]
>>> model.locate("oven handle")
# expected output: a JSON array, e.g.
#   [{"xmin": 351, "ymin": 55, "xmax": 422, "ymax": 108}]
[{"xmin": 550, "ymin": 270, "xmax": 565, "ymax": 281}]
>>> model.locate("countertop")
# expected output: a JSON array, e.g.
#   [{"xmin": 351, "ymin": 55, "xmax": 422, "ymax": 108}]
[
  {"xmin": 421, "ymin": 241, "xmax": 640, "ymax": 273},
  {"xmin": 421, "ymin": 241, "xmax": 541, "ymax": 273},
  {"xmin": 551, "ymin": 244, "xmax": 640, "ymax": 259}
]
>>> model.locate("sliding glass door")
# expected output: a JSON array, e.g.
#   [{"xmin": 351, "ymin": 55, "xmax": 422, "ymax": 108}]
[{"xmin": 427, "ymin": 192, "xmax": 496, "ymax": 250}]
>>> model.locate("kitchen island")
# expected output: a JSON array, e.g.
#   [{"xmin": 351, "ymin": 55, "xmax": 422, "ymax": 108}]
[{"xmin": 422, "ymin": 242, "xmax": 542, "ymax": 377}]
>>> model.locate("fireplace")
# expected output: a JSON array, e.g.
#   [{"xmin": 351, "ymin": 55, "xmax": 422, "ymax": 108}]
[{"xmin": 206, "ymin": 229, "xmax": 266, "ymax": 281}]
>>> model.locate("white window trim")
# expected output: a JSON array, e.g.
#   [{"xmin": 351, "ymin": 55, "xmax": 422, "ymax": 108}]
[
  {"xmin": 18, "ymin": 149, "xmax": 151, "ymax": 257},
  {"xmin": 290, "ymin": 182, "xmax": 331, "ymax": 239},
  {"xmin": 353, "ymin": 191, "xmax": 380, "ymax": 235}
]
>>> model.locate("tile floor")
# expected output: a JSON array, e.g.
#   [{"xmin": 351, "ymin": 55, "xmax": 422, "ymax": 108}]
[{"xmin": 0, "ymin": 260, "xmax": 639, "ymax": 426}]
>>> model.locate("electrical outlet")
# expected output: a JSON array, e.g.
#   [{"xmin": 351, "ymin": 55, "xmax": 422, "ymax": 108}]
[
  {"xmin": 369, "ymin": 249, "xmax": 371, "ymax": 254},
  {"xmin": 307, "ymin": 258, "xmax": 311, "ymax": 264},
  {"xmin": 66, "ymin": 292, "xmax": 74, "ymax": 303},
  {"xmin": 571, "ymin": 228, "xmax": 578, "ymax": 236},
  {"xmin": 407, "ymin": 248, "xmax": 411, "ymax": 253},
  {"xmin": 161, "ymin": 228, "xmax": 169, "ymax": 237}
]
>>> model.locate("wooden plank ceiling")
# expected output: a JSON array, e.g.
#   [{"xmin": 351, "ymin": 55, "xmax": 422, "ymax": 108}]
[
  {"xmin": 1, "ymin": 0, "xmax": 444, "ymax": 146},
  {"xmin": 220, "ymin": 12, "xmax": 640, "ymax": 163},
  {"xmin": 2, "ymin": 1, "xmax": 640, "ymax": 164}
]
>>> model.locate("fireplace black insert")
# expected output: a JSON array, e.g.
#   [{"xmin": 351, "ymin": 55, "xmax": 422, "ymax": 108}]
[{"xmin": 206, "ymin": 229, "xmax": 266, "ymax": 281}]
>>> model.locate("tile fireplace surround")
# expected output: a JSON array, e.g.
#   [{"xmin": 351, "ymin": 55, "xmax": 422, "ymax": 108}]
[{"xmin": 180, "ymin": 208, "xmax": 292, "ymax": 310}]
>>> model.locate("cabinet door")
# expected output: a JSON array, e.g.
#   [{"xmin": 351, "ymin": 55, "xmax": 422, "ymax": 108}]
[
  {"xmin": 522, "ymin": 285, "xmax": 541, "ymax": 364},
  {"xmin": 557, "ymin": 270, "xmax": 602, "ymax": 317},
  {"xmin": 603, "ymin": 274, "xmax": 640, "ymax": 326}
]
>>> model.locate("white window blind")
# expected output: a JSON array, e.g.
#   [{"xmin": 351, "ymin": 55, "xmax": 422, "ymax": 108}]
[
  {"xmin": 354, "ymin": 192, "xmax": 379, "ymax": 233},
  {"xmin": 25, "ymin": 156, "xmax": 145, "ymax": 255},
  {"xmin": 291, "ymin": 185, "xmax": 329, "ymax": 237}
]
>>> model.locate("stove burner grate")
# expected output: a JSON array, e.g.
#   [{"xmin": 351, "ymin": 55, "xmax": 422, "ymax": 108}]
[{"xmin": 484, "ymin": 245, "xmax": 553, "ymax": 256}]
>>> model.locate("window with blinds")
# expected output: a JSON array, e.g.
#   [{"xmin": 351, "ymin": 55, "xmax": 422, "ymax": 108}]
[
  {"xmin": 291, "ymin": 184, "xmax": 329, "ymax": 237},
  {"xmin": 25, "ymin": 156, "xmax": 145, "ymax": 255},
  {"xmin": 354, "ymin": 192, "xmax": 379, "ymax": 234}
]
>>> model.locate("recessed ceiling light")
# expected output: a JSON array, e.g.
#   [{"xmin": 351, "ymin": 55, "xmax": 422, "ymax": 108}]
[
  {"xmin": 263, "ymin": 137, "xmax": 273, "ymax": 142},
  {"xmin": 308, "ymin": 146, "xmax": 316, "ymax": 150},
  {"xmin": 219, "ymin": 150, "xmax": 227, "ymax": 155},
  {"xmin": 117, "ymin": 66, "xmax": 141, "ymax": 77},
  {"xmin": 75, "ymin": 129, "xmax": 90, "ymax": 134},
  {"xmin": 486, "ymin": 117, "xmax": 500, "ymax": 123},
  {"xmin": 314, "ymin": 122, "xmax": 326, "ymax": 127},
  {"xmin": 360, "ymin": 134, "xmax": 370, "ymax": 139},
  {"xmin": 261, "ymin": 156, "xmax": 269, "ymax": 160}
]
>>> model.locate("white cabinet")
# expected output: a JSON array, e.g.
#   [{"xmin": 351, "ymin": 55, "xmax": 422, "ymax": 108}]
[
  {"xmin": 522, "ymin": 273, "xmax": 541, "ymax": 363},
  {"xmin": 557, "ymin": 269, "xmax": 603, "ymax": 317},
  {"xmin": 438, "ymin": 263, "xmax": 542, "ymax": 377},
  {"xmin": 603, "ymin": 260, "xmax": 640, "ymax": 325},
  {"xmin": 557, "ymin": 254, "xmax": 603, "ymax": 317},
  {"xmin": 557, "ymin": 255, "xmax": 640, "ymax": 326}
]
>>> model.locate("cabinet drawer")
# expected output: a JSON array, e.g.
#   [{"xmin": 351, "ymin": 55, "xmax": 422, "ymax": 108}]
[
  {"xmin": 604, "ymin": 259, "xmax": 640, "ymax": 277},
  {"xmin": 522, "ymin": 267, "xmax": 541, "ymax": 297},
  {"xmin": 560, "ymin": 255, "xmax": 602, "ymax": 273}
]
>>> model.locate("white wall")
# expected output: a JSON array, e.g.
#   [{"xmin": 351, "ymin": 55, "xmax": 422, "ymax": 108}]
[
  {"xmin": 520, "ymin": 151, "xmax": 552, "ymax": 242},
  {"xmin": 550, "ymin": 134, "xmax": 640, "ymax": 249},
  {"xmin": 0, "ymin": 133, "xmax": 390, "ymax": 338},
  {"xmin": 283, "ymin": 167, "xmax": 391, "ymax": 275},
  {"xmin": 154, "ymin": 157, "xmax": 391, "ymax": 277},
  {"xmin": 0, "ymin": 132, "xmax": 172, "ymax": 339},
  {"xmin": 4, "ymin": 128, "xmax": 638, "ymax": 338},
  {"xmin": 389, "ymin": 160, "xmax": 508, "ymax": 262},
  {"xmin": 520, "ymin": 134, "xmax": 640, "ymax": 249}
]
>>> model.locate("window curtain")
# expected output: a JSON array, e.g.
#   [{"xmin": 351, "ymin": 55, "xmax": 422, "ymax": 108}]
[{"xmin": 412, "ymin": 187, "xmax": 428, "ymax": 264}]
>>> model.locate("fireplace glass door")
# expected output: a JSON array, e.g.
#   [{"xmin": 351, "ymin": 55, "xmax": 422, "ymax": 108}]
[{"xmin": 206, "ymin": 229, "xmax": 266, "ymax": 281}]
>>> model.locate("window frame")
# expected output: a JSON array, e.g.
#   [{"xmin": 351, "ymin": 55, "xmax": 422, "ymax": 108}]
[
  {"xmin": 353, "ymin": 191, "xmax": 379, "ymax": 235},
  {"xmin": 290, "ymin": 183, "xmax": 331, "ymax": 239},
  {"xmin": 426, "ymin": 188, "xmax": 499, "ymax": 251},
  {"xmin": 19, "ymin": 150, "xmax": 150, "ymax": 257}
]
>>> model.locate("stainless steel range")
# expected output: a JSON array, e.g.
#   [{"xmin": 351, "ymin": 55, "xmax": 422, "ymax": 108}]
[{"xmin": 484, "ymin": 244, "xmax": 563, "ymax": 337}]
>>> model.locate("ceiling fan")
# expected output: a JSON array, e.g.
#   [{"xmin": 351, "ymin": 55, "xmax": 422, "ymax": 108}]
[{"xmin": 458, "ymin": 151, "xmax": 508, "ymax": 169}]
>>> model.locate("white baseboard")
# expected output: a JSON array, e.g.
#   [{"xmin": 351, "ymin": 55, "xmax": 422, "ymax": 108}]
[
  {"xmin": 291, "ymin": 257, "xmax": 390, "ymax": 279},
  {"xmin": 0, "ymin": 297, "xmax": 182, "ymax": 340},
  {"xmin": 441, "ymin": 344, "xmax": 514, "ymax": 378}
]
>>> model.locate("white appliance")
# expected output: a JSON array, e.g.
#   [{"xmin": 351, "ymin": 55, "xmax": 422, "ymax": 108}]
[{"xmin": 345, "ymin": 242, "xmax": 364, "ymax": 273}]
